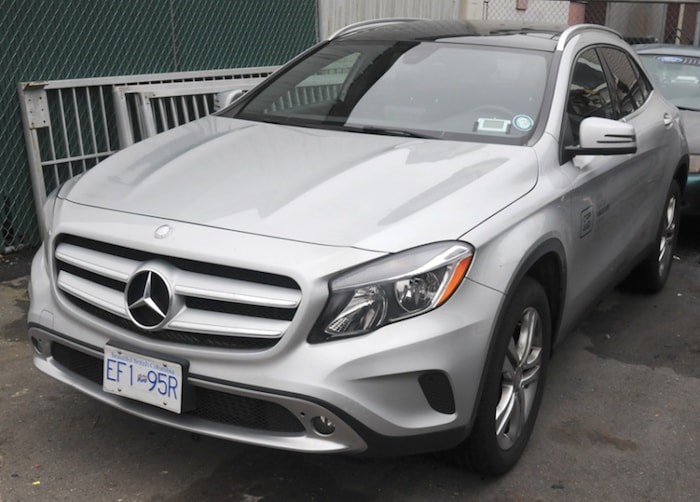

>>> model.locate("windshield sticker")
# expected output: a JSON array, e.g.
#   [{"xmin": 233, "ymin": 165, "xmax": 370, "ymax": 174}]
[
  {"xmin": 475, "ymin": 118, "xmax": 510, "ymax": 134},
  {"xmin": 512, "ymin": 115, "xmax": 534, "ymax": 132}
]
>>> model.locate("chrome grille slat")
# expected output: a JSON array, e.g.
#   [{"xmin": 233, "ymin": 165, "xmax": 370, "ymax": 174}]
[
  {"xmin": 53, "ymin": 235, "xmax": 301, "ymax": 350},
  {"xmin": 174, "ymin": 270, "xmax": 301, "ymax": 308},
  {"xmin": 57, "ymin": 271, "xmax": 128, "ymax": 318},
  {"xmin": 56, "ymin": 242, "xmax": 138, "ymax": 282},
  {"xmin": 167, "ymin": 308, "xmax": 287, "ymax": 338}
]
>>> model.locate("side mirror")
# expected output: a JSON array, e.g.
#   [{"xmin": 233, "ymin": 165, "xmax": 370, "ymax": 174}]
[
  {"xmin": 566, "ymin": 117, "xmax": 637, "ymax": 157},
  {"xmin": 214, "ymin": 89, "xmax": 246, "ymax": 111}
]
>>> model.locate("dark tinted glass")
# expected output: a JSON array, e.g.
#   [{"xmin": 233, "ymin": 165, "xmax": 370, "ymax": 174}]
[
  {"xmin": 600, "ymin": 48, "xmax": 647, "ymax": 115},
  {"xmin": 566, "ymin": 49, "xmax": 613, "ymax": 143},
  {"xmin": 229, "ymin": 41, "xmax": 551, "ymax": 143}
]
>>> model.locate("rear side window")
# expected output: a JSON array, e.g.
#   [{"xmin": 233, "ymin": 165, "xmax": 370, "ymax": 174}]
[
  {"xmin": 637, "ymin": 63, "xmax": 653, "ymax": 99},
  {"xmin": 600, "ymin": 48, "xmax": 649, "ymax": 116}
]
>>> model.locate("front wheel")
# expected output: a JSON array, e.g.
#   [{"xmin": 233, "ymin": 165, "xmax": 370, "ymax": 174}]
[{"xmin": 457, "ymin": 277, "xmax": 551, "ymax": 476}]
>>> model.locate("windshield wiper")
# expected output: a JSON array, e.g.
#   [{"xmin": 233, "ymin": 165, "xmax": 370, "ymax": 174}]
[
  {"xmin": 237, "ymin": 113, "xmax": 439, "ymax": 138},
  {"xmin": 342, "ymin": 125, "xmax": 437, "ymax": 139},
  {"xmin": 676, "ymin": 105, "xmax": 700, "ymax": 112}
]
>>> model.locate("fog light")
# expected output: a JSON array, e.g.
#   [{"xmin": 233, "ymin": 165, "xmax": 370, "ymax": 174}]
[{"xmin": 311, "ymin": 416, "xmax": 336, "ymax": 435}]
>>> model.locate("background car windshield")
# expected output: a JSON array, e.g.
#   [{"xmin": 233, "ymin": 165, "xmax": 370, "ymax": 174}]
[
  {"xmin": 233, "ymin": 41, "xmax": 550, "ymax": 143},
  {"xmin": 639, "ymin": 54, "xmax": 700, "ymax": 110}
]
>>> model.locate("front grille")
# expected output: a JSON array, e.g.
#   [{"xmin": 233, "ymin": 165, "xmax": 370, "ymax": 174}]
[
  {"xmin": 51, "ymin": 343, "xmax": 304, "ymax": 434},
  {"xmin": 53, "ymin": 234, "xmax": 302, "ymax": 350},
  {"xmin": 64, "ymin": 294, "xmax": 278, "ymax": 350}
]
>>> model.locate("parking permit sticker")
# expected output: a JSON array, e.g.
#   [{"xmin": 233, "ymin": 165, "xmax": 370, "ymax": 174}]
[
  {"xmin": 476, "ymin": 118, "xmax": 510, "ymax": 133},
  {"xmin": 512, "ymin": 115, "xmax": 534, "ymax": 132}
]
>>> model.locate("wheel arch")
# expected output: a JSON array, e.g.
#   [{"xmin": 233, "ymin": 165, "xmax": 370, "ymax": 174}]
[
  {"xmin": 500, "ymin": 238, "xmax": 567, "ymax": 348},
  {"xmin": 465, "ymin": 238, "xmax": 567, "ymax": 433}
]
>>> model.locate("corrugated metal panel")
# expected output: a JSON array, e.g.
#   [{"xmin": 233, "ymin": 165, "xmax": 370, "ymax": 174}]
[
  {"xmin": 606, "ymin": 3, "xmax": 668, "ymax": 42},
  {"xmin": 318, "ymin": 0, "xmax": 460, "ymax": 39}
]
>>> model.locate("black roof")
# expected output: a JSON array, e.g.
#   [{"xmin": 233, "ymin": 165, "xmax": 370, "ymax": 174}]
[{"xmin": 337, "ymin": 20, "xmax": 569, "ymax": 52}]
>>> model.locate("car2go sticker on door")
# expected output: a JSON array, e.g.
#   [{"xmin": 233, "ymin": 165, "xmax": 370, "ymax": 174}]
[{"xmin": 103, "ymin": 345, "xmax": 183, "ymax": 413}]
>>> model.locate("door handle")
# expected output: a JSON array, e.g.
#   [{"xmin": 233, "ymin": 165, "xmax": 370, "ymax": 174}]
[{"xmin": 663, "ymin": 113, "xmax": 674, "ymax": 128}]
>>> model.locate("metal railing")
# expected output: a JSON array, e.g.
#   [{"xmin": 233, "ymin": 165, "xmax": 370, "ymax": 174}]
[
  {"xmin": 113, "ymin": 74, "xmax": 271, "ymax": 148},
  {"xmin": 18, "ymin": 67, "xmax": 277, "ymax": 235}
]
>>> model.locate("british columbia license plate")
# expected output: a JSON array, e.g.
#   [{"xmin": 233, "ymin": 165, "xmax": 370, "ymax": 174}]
[{"xmin": 103, "ymin": 346, "xmax": 183, "ymax": 413}]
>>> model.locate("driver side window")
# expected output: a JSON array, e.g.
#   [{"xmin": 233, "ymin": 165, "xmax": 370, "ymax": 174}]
[{"xmin": 566, "ymin": 49, "xmax": 613, "ymax": 144}]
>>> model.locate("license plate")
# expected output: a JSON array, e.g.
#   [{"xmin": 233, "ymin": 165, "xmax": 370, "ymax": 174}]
[{"xmin": 103, "ymin": 346, "xmax": 183, "ymax": 413}]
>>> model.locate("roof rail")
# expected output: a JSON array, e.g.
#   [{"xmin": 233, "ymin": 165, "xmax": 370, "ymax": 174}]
[
  {"xmin": 556, "ymin": 23, "xmax": 622, "ymax": 51},
  {"xmin": 329, "ymin": 18, "xmax": 424, "ymax": 40}
]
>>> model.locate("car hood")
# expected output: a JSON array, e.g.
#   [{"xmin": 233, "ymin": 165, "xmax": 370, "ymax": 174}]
[
  {"xmin": 680, "ymin": 109, "xmax": 700, "ymax": 154},
  {"xmin": 63, "ymin": 116, "xmax": 538, "ymax": 252}
]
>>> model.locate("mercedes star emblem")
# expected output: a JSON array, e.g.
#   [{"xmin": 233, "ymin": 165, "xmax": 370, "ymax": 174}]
[
  {"xmin": 125, "ymin": 269, "xmax": 172, "ymax": 330},
  {"xmin": 154, "ymin": 224, "xmax": 172, "ymax": 239}
]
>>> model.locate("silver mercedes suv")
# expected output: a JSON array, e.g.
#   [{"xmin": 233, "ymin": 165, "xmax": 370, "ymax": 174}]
[{"xmin": 28, "ymin": 20, "xmax": 688, "ymax": 475}]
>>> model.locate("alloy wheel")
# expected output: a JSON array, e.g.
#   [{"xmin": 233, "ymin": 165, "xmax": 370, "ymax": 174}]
[
  {"xmin": 495, "ymin": 306, "xmax": 543, "ymax": 450},
  {"xmin": 657, "ymin": 194, "xmax": 677, "ymax": 278}
]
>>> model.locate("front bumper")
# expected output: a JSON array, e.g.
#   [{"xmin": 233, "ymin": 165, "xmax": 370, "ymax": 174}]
[{"xmin": 28, "ymin": 211, "xmax": 503, "ymax": 455}]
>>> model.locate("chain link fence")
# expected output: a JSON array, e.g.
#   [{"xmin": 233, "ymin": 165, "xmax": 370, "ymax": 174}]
[
  {"xmin": 483, "ymin": 0, "xmax": 571, "ymax": 23},
  {"xmin": 0, "ymin": 0, "xmax": 316, "ymax": 253}
]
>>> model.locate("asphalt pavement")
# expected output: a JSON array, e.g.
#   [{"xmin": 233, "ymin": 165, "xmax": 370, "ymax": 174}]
[{"xmin": 0, "ymin": 219, "xmax": 698, "ymax": 501}]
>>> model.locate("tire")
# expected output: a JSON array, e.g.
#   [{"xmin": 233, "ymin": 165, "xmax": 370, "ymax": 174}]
[
  {"xmin": 458, "ymin": 277, "xmax": 551, "ymax": 476},
  {"xmin": 625, "ymin": 179, "xmax": 681, "ymax": 293}
]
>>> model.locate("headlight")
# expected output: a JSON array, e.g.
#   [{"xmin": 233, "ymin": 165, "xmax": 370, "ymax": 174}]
[
  {"xmin": 309, "ymin": 242, "xmax": 474, "ymax": 342},
  {"xmin": 690, "ymin": 154, "xmax": 700, "ymax": 174}
]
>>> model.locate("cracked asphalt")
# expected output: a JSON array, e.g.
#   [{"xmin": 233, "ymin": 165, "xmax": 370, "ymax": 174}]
[{"xmin": 1, "ymin": 219, "xmax": 698, "ymax": 501}]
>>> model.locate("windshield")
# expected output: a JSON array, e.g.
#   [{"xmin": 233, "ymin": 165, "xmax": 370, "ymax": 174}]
[
  {"xmin": 639, "ymin": 54, "xmax": 700, "ymax": 110},
  {"xmin": 227, "ymin": 41, "xmax": 551, "ymax": 143}
]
